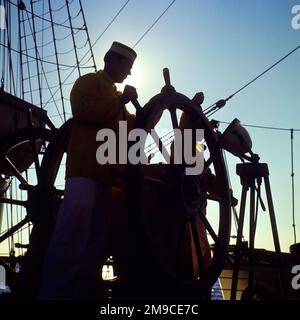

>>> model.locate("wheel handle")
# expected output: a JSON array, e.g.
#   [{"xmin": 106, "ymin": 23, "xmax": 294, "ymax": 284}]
[{"xmin": 162, "ymin": 68, "xmax": 176, "ymax": 93}]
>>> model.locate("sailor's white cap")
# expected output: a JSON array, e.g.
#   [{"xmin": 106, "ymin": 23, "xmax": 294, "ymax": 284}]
[{"xmin": 108, "ymin": 41, "xmax": 137, "ymax": 63}]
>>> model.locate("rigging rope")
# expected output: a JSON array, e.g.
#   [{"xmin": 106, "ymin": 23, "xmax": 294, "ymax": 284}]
[
  {"xmin": 8, "ymin": 0, "xmax": 84, "ymax": 30},
  {"xmin": 90, "ymin": 0, "xmax": 131, "ymax": 51},
  {"xmin": 4, "ymin": 0, "xmax": 16, "ymax": 95},
  {"xmin": 65, "ymin": 0, "xmax": 81, "ymax": 77},
  {"xmin": 24, "ymin": 10, "xmax": 63, "ymax": 120},
  {"xmin": 40, "ymin": 0, "xmax": 45, "ymax": 102},
  {"xmin": 43, "ymin": 0, "xmax": 130, "ymax": 109},
  {"xmin": 30, "ymin": 0, "xmax": 43, "ymax": 109},
  {"xmin": 133, "ymin": 0, "xmax": 176, "ymax": 48},
  {"xmin": 78, "ymin": 0, "xmax": 96, "ymax": 72},
  {"xmin": 48, "ymin": 0, "xmax": 67, "ymax": 121},
  {"xmin": 21, "ymin": 20, "xmax": 83, "ymax": 38},
  {"xmin": 291, "ymin": 129, "xmax": 297, "ymax": 244},
  {"xmin": 217, "ymin": 121, "xmax": 300, "ymax": 132},
  {"xmin": 0, "ymin": 42, "xmax": 95, "ymax": 68},
  {"xmin": 204, "ymin": 44, "xmax": 300, "ymax": 117},
  {"xmin": 21, "ymin": 9, "xmax": 34, "ymax": 103}
]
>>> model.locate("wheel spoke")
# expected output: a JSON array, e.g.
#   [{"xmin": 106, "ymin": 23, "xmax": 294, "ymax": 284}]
[
  {"xmin": 4, "ymin": 157, "xmax": 28, "ymax": 185},
  {"xmin": 189, "ymin": 217, "xmax": 205, "ymax": 277},
  {"xmin": 200, "ymin": 155, "xmax": 215, "ymax": 177},
  {"xmin": 15, "ymin": 243, "xmax": 29, "ymax": 249},
  {"xmin": 198, "ymin": 210, "xmax": 218, "ymax": 244},
  {"xmin": 30, "ymin": 139, "xmax": 40, "ymax": 179},
  {"xmin": 169, "ymin": 108, "xmax": 179, "ymax": 129},
  {"xmin": 0, "ymin": 217, "xmax": 29, "ymax": 244},
  {"xmin": 0, "ymin": 197, "xmax": 27, "ymax": 206},
  {"xmin": 150, "ymin": 129, "xmax": 170, "ymax": 163},
  {"xmin": 169, "ymin": 108, "xmax": 183, "ymax": 162}
]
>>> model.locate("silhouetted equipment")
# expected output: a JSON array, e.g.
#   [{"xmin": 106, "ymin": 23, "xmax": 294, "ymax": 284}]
[
  {"xmin": 209, "ymin": 118, "xmax": 288, "ymax": 300},
  {"xmin": 219, "ymin": 118, "xmax": 252, "ymax": 157},
  {"xmin": 0, "ymin": 90, "xmax": 53, "ymax": 176},
  {"xmin": 290, "ymin": 242, "xmax": 300, "ymax": 255},
  {"xmin": 0, "ymin": 90, "xmax": 47, "ymax": 137},
  {"xmin": 230, "ymin": 154, "xmax": 286, "ymax": 300}
]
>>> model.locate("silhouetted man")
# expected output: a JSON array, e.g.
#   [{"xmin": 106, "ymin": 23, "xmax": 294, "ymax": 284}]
[{"xmin": 39, "ymin": 41, "xmax": 137, "ymax": 299}]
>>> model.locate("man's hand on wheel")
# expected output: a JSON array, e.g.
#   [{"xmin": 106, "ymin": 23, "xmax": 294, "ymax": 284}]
[{"xmin": 120, "ymin": 85, "xmax": 138, "ymax": 104}]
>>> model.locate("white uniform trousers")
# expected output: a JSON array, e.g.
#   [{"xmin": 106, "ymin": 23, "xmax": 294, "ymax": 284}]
[{"xmin": 38, "ymin": 177, "xmax": 111, "ymax": 299}]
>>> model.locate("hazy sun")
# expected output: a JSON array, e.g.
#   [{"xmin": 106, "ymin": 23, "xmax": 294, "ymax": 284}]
[{"xmin": 116, "ymin": 64, "xmax": 142, "ymax": 92}]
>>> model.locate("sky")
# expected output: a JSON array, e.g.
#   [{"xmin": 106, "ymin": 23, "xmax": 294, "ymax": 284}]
[
  {"xmin": 0, "ymin": 0, "xmax": 299, "ymax": 255},
  {"xmin": 82, "ymin": 0, "xmax": 300, "ymax": 253}
]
